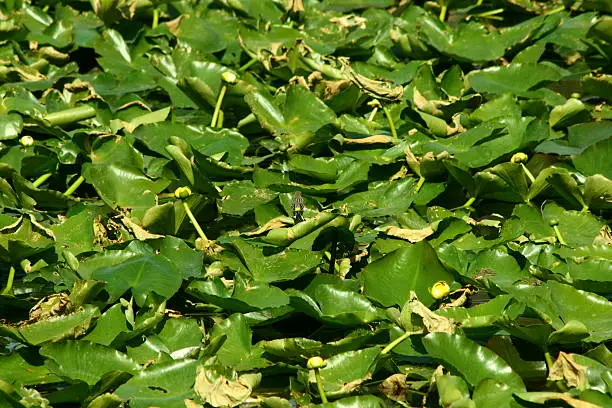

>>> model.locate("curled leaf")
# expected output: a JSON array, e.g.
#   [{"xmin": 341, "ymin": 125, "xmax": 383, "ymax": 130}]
[
  {"xmin": 400, "ymin": 291, "xmax": 456, "ymax": 333},
  {"xmin": 342, "ymin": 135, "xmax": 394, "ymax": 145},
  {"xmin": 194, "ymin": 366, "xmax": 261, "ymax": 408},
  {"xmin": 340, "ymin": 60, "xmax": 403, "ymax": 102},
  {"xmin": 383, "ymin": 225, "xmax": 434, "ymax": 243},
  {"xmin": 548, "ymin": 352, "xmax": 587, "ymax": 389}
]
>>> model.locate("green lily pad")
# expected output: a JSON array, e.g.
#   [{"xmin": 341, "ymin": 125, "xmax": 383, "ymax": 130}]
[
  {"xmin": 422, "ymin": 332, "xmax": 525, "ymax": 392},
  {"xmin": 40, "ymin": 340, "xmax": 140, "ymax": 386},
  {"xmin": 362, "ymin": 241, "xmax": 455, "ymax": 307}
]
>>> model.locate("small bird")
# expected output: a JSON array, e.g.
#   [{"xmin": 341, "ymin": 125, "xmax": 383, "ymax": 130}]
[{"xmin": 292, "ymin": 191, "xmax": 305, "ymax": 223}]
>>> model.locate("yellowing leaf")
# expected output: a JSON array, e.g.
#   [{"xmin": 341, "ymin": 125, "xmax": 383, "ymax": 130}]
[
  {"xmin": 342, "ymin": 135, "xmax": 394, "ymax": 145},
  {"xmin": 548, "ymin": 352, "xmax": 587, "ymax": 389},
  {"xmin": 245, "ymin": 217, "xmax": 294, "ymax": 236},
  {"xmin": 400, "ymin": 291, "xmax": 456, "ymax": 333},
  {"xmin": 383, "ymin": 225, "xmax": 434, "ymax": 243},
  {"xmin": 194, "ymin": 366, "xmax": 261, "ymax": 408}
]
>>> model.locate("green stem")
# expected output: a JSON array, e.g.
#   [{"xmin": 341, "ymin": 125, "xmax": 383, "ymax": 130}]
[
  {"xmin": 237, "ymin": 113, "xmax": 257, "ymax": 128},
  {"xmin": 29, "ymin": 59, "xmax": 49, "ymax": 72},
  {"xmin": 44, "ymin": 105, "xmax": 97, "ymax": 127},
  {"xmin": 520, "ymin": 163, "xmax": 535, "ymax": 183},
  {"xmin": 152, "ymin": 8, "xmax": 159, "ymax": 28},
  {"xmin": 461, "ymin": 196, "xmax": 476, "ymax": 209},
  {"xmin": 544, "ymin": 6, "xmax": 565, "ymax": 14},
  {"xmin": 329, "ymin": 235, "xmax": 338, "ymax": 274},
  {"xmin": 1, "ymin": 266, "xmax": 15, "ymax": 296},
  {"xmin": 32, "ymin": 173, "xmax": 52, "ymax": 188},
  {"xmin": 239, "ymin": 57, "xmax": 258, "ymax": 72},
  {"xmin": 382, "ymin": 105, "xmax": 398, "ymax": 140},
  {"xmin": 182, "ymin": 201, "xmax": 209, "ymax": 243},
  {"xmin": 439, "ymin": 4, "xmax": 448, "ymax": 22},
  {"xmin": 313, "ymin": 369, "xmax": 328, "ymax": 404},
  {"xmin": 553, "ymin": 225, "xmax": 567, "ymax": 246},
  {"xmin": 299, "ymin": 56, "xmax": 345, "ymax": 80},
  {"xmin": 367, "ymin": 107, "xmax": 378, "ymax": 121},
  {"xmin": 217, "ymin": 110, "xmax": 225, "ymax": 128},
  {"xmin": 415, "ymin": 176, "xmax": 425, "ymax": 193},
  {"xmin": 157, "ymin": 192, "xmax": 175, "ymax": 199},
  {"xmin": 544, "ymin": 350, "xmax": 554, "ymax": 369},
  {"xmin": 545, "ymin": 350, "xmax": 569, "ymax": 392},
  {"xmin": 211, "ymin": 85, "xmax": 227, "ymax": 128},
  {"xmin": 381, "ymin": 329, "xmax": 423, "ymax": 355},
  {"xmin": 64, "ymin": 175, "xmax": 84, "ymax": 196},
  {"xmin": 472, "ymin": 8, "xmax": 504, "ymax": 18}
]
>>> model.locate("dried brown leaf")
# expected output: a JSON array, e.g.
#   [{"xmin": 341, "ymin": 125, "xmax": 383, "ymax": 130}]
[
  {"xmin": 383, "ymin": 225, "xmax": 434, "ymax": 243},
  {"xmin": 343, "ymin": 135, "xmax": 393, "ymax": 145},
  {"xmin": 194, "ymin": 367, "xmax": 260, "ymax": 408},
  {"xmin": 287, "ymin": 0, "xmax": 304, "ymax": 12},
  {"xmin": 245, "ymin": 217, "xmax": 293, "ymax": 236},
  {"xmin": 165, "ymin": 15, "xmax": 183, "ymax": 35},
  {"xmin": 329, "ymin": 15, "xmax": 367, "ymax": 29},
  {"xmin": 548, "ymin": 352, "xmax": 587, "ymax": 389},
  {"xmin": 120, "ymin": 216, "xmax": 164, "ymax": 240},
  {"xmin": 401, "ymin": 291, "xmax": 456, "ymax": 333},
  {"xmin": 517, "ymin": 392, "xmax": 601, "ymax": 408},
  {"xmin": 340, "ymin": 59, "xmax": 403, "ymax": 101},
  {"xmin": 379, "ymin": 374, "xmax": 408, "ymax": 402}
]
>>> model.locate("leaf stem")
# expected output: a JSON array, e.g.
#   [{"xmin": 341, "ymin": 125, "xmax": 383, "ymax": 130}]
[
  {"xmin": 520, "ymin": 163, "xmax": 535, "ymax": 183},
  {"xmin": 544, "ymin": 350, "xmax": 554, "ymax": 369},
  {"xmin": 211, "ymin": 85, "xmax": 227, "ymax": 128},
  {"xmin": 367, "ymin": 106, "xmax": 378, "ymax": 121},
  {"xmin": 544, "ymin": 6, "xmax": 565, "ymax": 14},
  {"xmin": 329, "ymin": 234, "xmax": 337, "ymax": 274},
  {"xmin": 182, "ymin": 201, "xmax": 209, "ymax": 243},
  {"xmin": 415, "ymin": 176, "xmax": 425, "ymax": 193},
  {"xmin": 32, "ymin": 173, "xmax": 52, "ymax": 188},
  {"xmin": 439, "ymin": 4, "xmax": 448, "ymax": 22},
  {"xmin": 299, "ymin": 56, "xmax": 345, "ymax": 80},
  {"xmin": 44, "ymin": 105, "xmax": 97, "ymax": 127},
  {"xmin": 239, "ymin": 58, "xmax": 258, "ymax": 72},
  {"xmin": 461, "ymin": 196, "xmax": 476, "ymax": 209},
  {"xmin": 1, "ymin": 266, "xmax": 15, "ymax": 296},
  {"xmin": 382, "ymin": 105, "xmax": 398, "ymax": 140},
  {"xmin": 313, "ymin": 369, "xmax": 328, "ymax": 403},
  {"xmin": 217, "ymin": 110, "xmax": 225, "ymax": 128},
  {"xmin": 64, "ymin": 175, "xmax": 84, "ymax": 196},
  {"xmin": 381, "ymin": 329, "xmax": 423, "ymax": 355},
  {"xmin": 553, "ymin": 225, "xmax": 567, "ymax": 246},
  {"xmin": 238, "ymin": 113, "xmax": 257, "ymax": 128},
  {"xmin": 471, "ymin": 8, "xmax": 504, "ymax": 19},
  {"xmin": 152, "ymin": 8, "xmax": 159, "ymax": 28}
]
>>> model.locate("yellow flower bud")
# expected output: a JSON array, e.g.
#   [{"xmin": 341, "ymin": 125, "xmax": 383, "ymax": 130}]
[
  {"xmin": 510, "ymin": 152, "xmax": 528, "ymax": 164},
  {"xmin": 307, "ymin": 356, "xmax": 326, "ymax": 369},
  {"xmin": 20, "ymin": 135, "xmax": 34, "ymax": 146},
  {"xmin": 429, "ymin": 281, "xmax": 450, "ymax": 299},
  {"xmin": 174, "ymin": 186, "xmax": 192, "ymax": 199},
  {"xmin": 221, "ymin": 71, "xmax": 238, "ymax": 84}
]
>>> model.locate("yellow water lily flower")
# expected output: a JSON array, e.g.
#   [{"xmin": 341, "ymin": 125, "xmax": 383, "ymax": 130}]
[
  {"xmin": 307, "ymin": 356, "xmax": 327, "ymax": 369},
  {"xmin": 430, "ymin": 281, "xmax": 450, "ymax": 299},
  {"xmin": 174, "ymin": 186, "xmax": 192, "ymax": 199}
]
